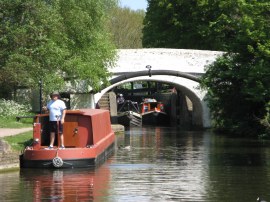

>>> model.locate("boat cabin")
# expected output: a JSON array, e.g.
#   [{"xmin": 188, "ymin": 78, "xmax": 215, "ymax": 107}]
[{"xmin": 141, "ymin": 98, "xmax": 164, "ymax": 113}]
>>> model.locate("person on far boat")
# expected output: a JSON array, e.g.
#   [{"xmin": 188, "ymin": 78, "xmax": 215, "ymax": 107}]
[
  {"xmin": 43, "ymin": 92, "xmax": 67, "ymax": 150},
  {"xmin": 117, "ymin": 94, "xmax": 125, "ymax": 105}
]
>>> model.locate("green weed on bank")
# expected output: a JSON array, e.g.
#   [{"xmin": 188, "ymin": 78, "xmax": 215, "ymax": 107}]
[
  {"xmin": 0, "ymin": 117, "xmax": 33, "ymax": 128},
  {"xmin": 3, "ymin": 131, "xmax": 33, "ymax": 151}
]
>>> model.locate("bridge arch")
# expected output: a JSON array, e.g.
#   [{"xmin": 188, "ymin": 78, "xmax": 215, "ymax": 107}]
[
  {"xmin": 95, "ymin": 72, "xmax": 210, "ymax": 128},
  {"xmin": 93, "ymin": 49, "xmax": 223, "ymax": 128}
]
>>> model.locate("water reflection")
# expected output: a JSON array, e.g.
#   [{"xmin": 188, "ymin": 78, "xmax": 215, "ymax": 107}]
[
  {"xmin": 206, "ymin": 134, "xmax": 270, "ymax": 202},
  {"xmin": 19, "ymin": 165, "xmax": 111, "ymax": 202},
  {"xmin": 110, "ymin": 127, "xmax": 270, "ymax": 202},
  {"xmin": 1, "ymin": 127, "xmax": 270, "ymax": 201},
  {"xmin": 110, "ymin": 127, "xmax": 210, "ymax": 201}
]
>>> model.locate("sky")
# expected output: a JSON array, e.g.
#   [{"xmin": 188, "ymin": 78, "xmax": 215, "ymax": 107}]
[{"xmin": 120, "ymin": 0, "xmax": 148, "ymax": 11}]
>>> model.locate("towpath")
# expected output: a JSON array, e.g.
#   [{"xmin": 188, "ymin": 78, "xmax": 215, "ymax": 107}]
[
  {"xmin": 0, "ymin": 125, "xmax": 123, "ymax": 138},
  {"xmin": 0, "ymin": 127, "xmax": 33, "ymax": 138}
]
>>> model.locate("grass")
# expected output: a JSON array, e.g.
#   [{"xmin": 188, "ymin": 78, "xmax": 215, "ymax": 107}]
[
  {"xmin": 0, "ymin": 116, "xmax": 33, "ymax": 151},
  {"xmin": 0, "ymin": 116, "xmax": 33, "ymax": 128},
  {"xmin": 3, "ymin": 131, "xmax": 33, "ymax": 151}
]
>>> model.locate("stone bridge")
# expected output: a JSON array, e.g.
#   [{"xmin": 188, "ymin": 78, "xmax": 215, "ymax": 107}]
[{"xmin": 95, "ymin": 49, "xmax": 223, "ymax": 128}]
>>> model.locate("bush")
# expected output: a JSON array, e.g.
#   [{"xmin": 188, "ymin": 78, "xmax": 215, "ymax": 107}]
[{"xmin": 0, "ymin": 99, "xmax": 31, "ymax": 118}]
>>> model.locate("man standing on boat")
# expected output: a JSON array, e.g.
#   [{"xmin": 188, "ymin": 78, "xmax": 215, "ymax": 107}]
[{"xmin": 43, "ymin": 92, "xmax": 67, "ymax": 149}]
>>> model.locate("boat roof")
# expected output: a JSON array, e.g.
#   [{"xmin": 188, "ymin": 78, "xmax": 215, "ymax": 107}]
[
  {"xmin": 66, "ymin": 109, "xmax": 109, "ymax": 116},
  {"xmin": 37, "ymin": 109, "xmax": 109, "ymax": 118},
  {"xmin": 143, "ymin": 98, "xmax": 157, "ymax": 103}
]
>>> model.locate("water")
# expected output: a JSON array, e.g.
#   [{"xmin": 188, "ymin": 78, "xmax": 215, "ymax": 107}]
[{"xmin": 1, "ymin": 127, "xmax": 270, "ymax": 202}]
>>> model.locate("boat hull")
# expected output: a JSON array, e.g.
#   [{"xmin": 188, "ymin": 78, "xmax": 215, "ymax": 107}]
[
  {"xmin": 20, "ymin": 143, "xmax": 114, "ymax": 169},
  {"xmin": 142, "ymin": 111, "xmax": 169, "ymax": 125},
  {"xmin": 117, "ymin": 111, "xmax": 142, "ymax": 127}
]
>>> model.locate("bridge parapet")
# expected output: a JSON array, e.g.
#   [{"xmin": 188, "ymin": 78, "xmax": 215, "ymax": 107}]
[{"xmin": 110, "ymin": 48, "xmax": 223, "ymax": 76}]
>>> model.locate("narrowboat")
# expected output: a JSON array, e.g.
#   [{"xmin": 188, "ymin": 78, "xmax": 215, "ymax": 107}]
[
  {"xmin": 117, "ymin": 100, "xmax": 142, "ymax": 127},
  {"xmin": 141, "ymin": 98, "xmax": 169, "ymax": 125},
  {"xmin": 20, "ymin": 109, "xmax": 115, "ymax": 168}
]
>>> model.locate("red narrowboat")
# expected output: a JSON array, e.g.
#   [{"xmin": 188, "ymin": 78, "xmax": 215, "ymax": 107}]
[
  {"xmin": 141, "ymin": 98, "xmax": 169, "ymax": 125},
  {"xmin": 20, "ymin": 109, "xmax": 115, "ymax": 168}
]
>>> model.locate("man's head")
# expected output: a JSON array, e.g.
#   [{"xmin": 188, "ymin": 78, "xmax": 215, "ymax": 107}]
[{"xmin": 50, "ymin": 92, "xmax": 60, "ymax": 100}]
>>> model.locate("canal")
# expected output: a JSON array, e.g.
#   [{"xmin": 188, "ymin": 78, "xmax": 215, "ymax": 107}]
[{"xmin": 1, "ymin": 126, "xmax": 270, "ymax": 201}]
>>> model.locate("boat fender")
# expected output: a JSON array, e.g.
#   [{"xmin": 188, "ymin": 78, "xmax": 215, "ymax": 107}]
[{"xmin": 52, "ymin": 156, "xmax": 63, "ymax": 168}]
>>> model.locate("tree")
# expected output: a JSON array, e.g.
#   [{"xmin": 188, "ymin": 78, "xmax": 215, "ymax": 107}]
[
  {"xmin": 143, "ymin": 0, "xmax": 270, "ymax": 136},
  {"xmin": 0, "ymin": 0, "xmax": 64, "ymax": 97},
  {"xmin": 200, "ymin": 1, "xmax": 270, "ymax": 136},
  {"xmin": 143, "ymin": 0, "xmax": 205, "ymax": 48},
  {"xmin": 143, "ymin": 0, "xmax": 255, "ymax": 51},
  {"xmin": 0, "ymin": 0, "xmax": 117, "ymax": 98},
  {"xmin": 107, "ymin": 6, "xmax": 145, "ymax": 48}
]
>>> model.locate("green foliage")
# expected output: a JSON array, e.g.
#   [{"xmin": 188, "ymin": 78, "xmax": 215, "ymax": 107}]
[
  {"xmin": 143, "ymin": 0, "xmax": 216, "ymax": 48},
  {"xmin": 0, "ymin": 0, "xmax": 117, "ymax": 96},
  {"xmin": 0, "ymin": 116, "xmax": 32, "ymax": 128},
  {"xmin": 56, "ymin": 0, "xmax": 117, "ymax": 91},
  {"xmin": 258, "ymin": 101, "xmax": 270, "ymax": 139},
  {"xmin": 0, "ymin": 99, "xmax": 33, "ymax": 128},
  {"xmin": 143, "ymin": 0, "xmax": 270, "ymax": 52},
  {"xmin": 0, "ymin": 0, "xmax": 66, "ymax": 95},
  {"xmin": 200, "ymin": 1, "xmax": 270, "ymax": 136},
  {"xmin": 107, "ymin": 7, "xmax": 145, "ymax": 48},
  {"xmin": 201, "ymin": 54, "xmax": 267, "ymax": 135},
  {"xmin": 0, "ymin": 99, "xmax": 31, "ymax": 118},
  {"xmin": 143, "ymin": 0, "xmax": 207, "ymax": 48},
  {"xmin": 144, "ymin": 0, "xmax": 270, "ymax": 136}
]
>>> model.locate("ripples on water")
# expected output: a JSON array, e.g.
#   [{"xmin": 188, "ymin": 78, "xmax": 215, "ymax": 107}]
[{"xmin": 1, "ymin": 126, "xmax": 270, "ymax": 202}]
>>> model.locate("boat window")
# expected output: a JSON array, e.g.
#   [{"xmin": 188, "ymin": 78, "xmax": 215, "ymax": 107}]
[{"xmin": 150, "ymin": 103, "xmax": 157, "ymax": 108}]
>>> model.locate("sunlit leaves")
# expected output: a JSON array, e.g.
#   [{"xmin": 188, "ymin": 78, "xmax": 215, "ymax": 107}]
[
  {"xmin": 107, "ymin": 7, "xmax": 145, "ymax": 48},
  {"xmin": 0, "ymin": 0, "xmax": 117, "ymax": 97}
]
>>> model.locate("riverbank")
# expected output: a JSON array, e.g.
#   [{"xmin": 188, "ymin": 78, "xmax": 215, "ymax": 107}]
[
  {"xmin": 0, "ymin": 124, "xmax": 124, "ymax": 171},
  {"xmin": 0, "ymin": 140, "xmax": 20, "ymax": 171}
]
